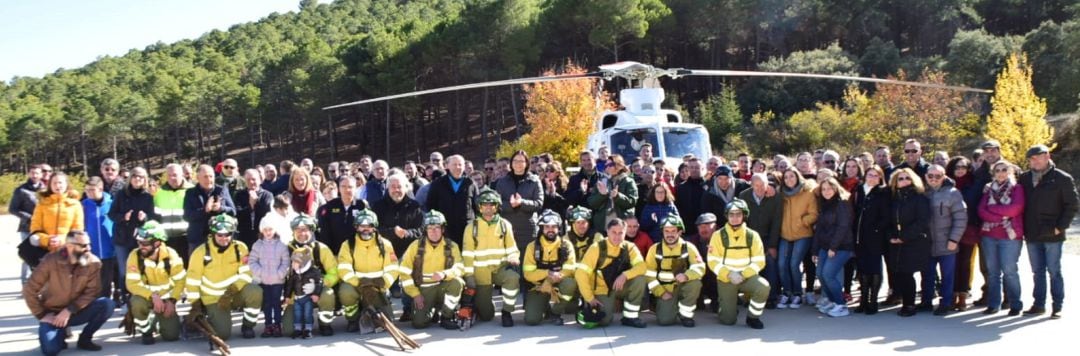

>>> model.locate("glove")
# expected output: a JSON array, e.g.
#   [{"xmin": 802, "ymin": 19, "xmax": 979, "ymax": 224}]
[
  {"xmin": 302, "ymin": 281, "xmax": 316, "ymax": 295},
  {"xmin": 728, "ymin": 271, "xmax": 745, "ymax": 285}
]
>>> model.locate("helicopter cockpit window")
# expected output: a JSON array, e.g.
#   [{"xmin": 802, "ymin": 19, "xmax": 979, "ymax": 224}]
[
  {"xmin": 610, "ymin": 128, "xmax": 658, "ymax": 163},
  {"xmin": 663, "ymin": 127, "xmax": 708, "ymax": 160}
]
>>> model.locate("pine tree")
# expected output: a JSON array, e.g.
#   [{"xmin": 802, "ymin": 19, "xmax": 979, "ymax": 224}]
[{"xmin": 986, "ymin": 53, "xmax": 1053, "ymax": 165}]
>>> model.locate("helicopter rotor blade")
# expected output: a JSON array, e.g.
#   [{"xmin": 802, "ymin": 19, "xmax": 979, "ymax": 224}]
[
  {"xmin": 681, "ymin": 69, "xmax": 993, "ymax": 94},
  {"xmin": 322, "ymin": 72, "xmax": 603, "ymax": 110}
]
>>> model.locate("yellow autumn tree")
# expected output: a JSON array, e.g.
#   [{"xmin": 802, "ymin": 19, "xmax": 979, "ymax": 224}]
[
  {"xmin": 986, "ymin": 53, "xmax": 1053, "ymax": 165},
  {"xmin": 496, "ymin": 62, "xmax": 615, "ymax": 164}
]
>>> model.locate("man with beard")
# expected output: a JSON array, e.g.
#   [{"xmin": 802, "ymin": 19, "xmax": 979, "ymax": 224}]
[
  {"xmin": 575, "ymin": 218, "xmax": 648, "ymax": 328},
  {"xmin": 565, "ymin": 206, "xmax": 603, "ymax": 262},
  {"xmin": 125, "ymin": 221, "xmax": 186, "ymax": 345},
  {"xmin": 24, "ymin": 230, "xmax": 115, "ymax": 354},
  {"xmin": 398, "ymin": 210, "xmax": 465, "ymax": 330},
  {"xmin": 185, "ymin": 215, "xmax": 262, "ymax": 340},
  {"xmin": 566, "ymin": 151, "xmax": 605, "ymax": 208},
  {"xmin": 284, "ymin": 214, "xmax": 339, "ymax": 336},
  {"xmin": 372, "ymin": 174, "xmax": 424, "ymax": 321},
  {"xmin": 523, "ymin": 210, "xmax": 578, "ymax": 325},
  {"xmin": 702, "ymin": 166, "xmax": 750, "ymax": 227},
  {"xmin": 645, "ymin": 216, "xmax": 705, "ymax": 327},
  {"xmin": 708, "ymin": 200, "xmax": 769, "ymax": 329},
  {"xmin": 316, "ymin": 176, "xmax": 369, "ymax": 256},
  {"xmin": 337, "ymin": 209, "xmax": 398, "ymax": 332},
  {"xmin": 462, "ymin": 188, "xmax": 521, "ymax": 327}
]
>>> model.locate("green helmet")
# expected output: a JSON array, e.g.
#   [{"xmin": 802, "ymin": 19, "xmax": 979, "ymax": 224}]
[
  {"xmin": 567, "ymin": 206, "xmax": 592, "ymax": 223},
  {"xmin": 538, "ymin": 209, "xmax": 563, "ymax": 227},
  {"xmin": 660, "ymin": 215, "xmax": 685, "ymax": 231},
  {"xmin": 291, "ymin": 213, "xmax": 318, "ymax": 232},
  {"xmin": 475, "ymin": 187, "xmax": 501, "ymax": 207},
  {"xmin": 576, "ymin": 303, "xmax": 605, "ymax": 329},
  {"xmin": 353, "ymin": 209, "xmax": 379, "ymax": 228},
  {"xmin": 725, "ymin": 199, "xmax": 750, "ymax": 217},
  {"xmin": 423, "ymin": 210, "xmax": 447, "ymax": 227},
  {"xmin": 209, "ymin": 214, "xmax": 237, "ymax": 235},
  {"xmin": 136, "ymin": 220, "xmax": 168, "ymax": 242}
]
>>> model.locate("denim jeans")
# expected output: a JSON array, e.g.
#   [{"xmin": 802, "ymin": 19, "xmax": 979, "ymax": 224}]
[
  {"xmin": 1027, "ymin": 241, "xmax": 1064, "ymax": 310},
  {"xmin": 981, "ymin": 237, "xmax": 1022, "ymax": 311},
  {"xmin": 764, "ymin": 252, "xmax": 781, "ymax": 302},
  {"xmin": 922, "ymin": 254, "xmax": 957, "ymax": 307},
  {"xmin": 39, "ymin": 297, "xmax": 116, "ymax": 356},
  {"xmin": 20, "ymin": 232, "xmax": 32, "ymax": 284},
  {"xmin": 293, "ymin": 296, "xmax": 314, "ymax": 328},
  {"xmin": 778, "ymin": 239, "xmax": 810, "ymax": 296},
  {"xmin": 816, "ymin": 249, "xmax": 851, "ymax": 305},
  {"xmin": 260, "ymin": 284, "xmax": 284, "ymax": 325},
  {"xmin": 114, "ymin": 244, "xmax": 132, "ymax": 295}
]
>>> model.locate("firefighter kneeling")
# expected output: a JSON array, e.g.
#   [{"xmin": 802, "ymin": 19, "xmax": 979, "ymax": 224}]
[
  {"xmin": 575, "ymin": 218, "xmax": 647, "ymax": 328},
  {"xmin": 186, "ymin": 215, "xmax": 263, "ymax": 340},
  {"xmin": 398, "ymin": 210, "xmax": 465, "ymax": 329},
  {"xmin": 523, "ymin": 210, "xmax": 578, "ymax": 325},
  {"xmin": 126, "ymin": 221, "xmax": 186, "ymax": 344},
  {"xmin": 463, "ymin": 188, "xmax": 521, "ymax": 327},
  {"xmin": 645, "ymin": 215, "xmax": 705, "ymax": 327},
  {"xmin": 707, "ymin": 200, "xmax": 769, "ymax": 329},
  {"xmin": 337, "ymin": 209, "xmax": 397, "ymax": 332}
]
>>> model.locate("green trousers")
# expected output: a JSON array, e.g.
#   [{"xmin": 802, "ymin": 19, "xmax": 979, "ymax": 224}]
[
  {"xmin": 716, "ymin": 275, "xmax": 770, "ymax": 325},
  {"xmin": 654, "ymin": 280, "xmax": 702, "ymax": 326},
  {"xmin": 592, "ymin": 276, "xmax": 646, "ymax": 326},
  {"xmin": 411, "ymin": 277, "xmax": 464, "ymax": 329},
  {"xmin": 523, "ymin": 277, "xmax": 577, "ymax": 325},
  {"xmin": 282, "ymin": 287, "xmax": 337, "ymax": 334},
  {"xmin": 130, "ymin": 295, "xmax": 181, "ymax": 341},
  {"xmin": 205, "ymin": 283, "xmax": 263, "ymax": 341},
  {"xmin": 472, "ymin": 265, "xmax": 520, "ymax": 321},
  {"xmin": 338, "ymin": 283, "xmax": 393, "ymax": 321}
]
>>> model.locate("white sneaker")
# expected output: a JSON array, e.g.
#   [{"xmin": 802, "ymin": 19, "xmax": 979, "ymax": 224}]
[
  {"xmin": 777, "ymin": 295, "xmax": 790, "ymax": 309},
  {"xmin": 805, "ymin": 293, "xmax": 818, "ymax": 305},
  {"xmin": 816, "ymin": 295, "xmax": 830, "ymax": 309},
  {"xmin": 818, "ymin": 301, "xmax": 835, "ymax": 314},
  {"xmin": 789, "ymin": 295, "xmax": 802, "ymax": 308},
  {"xmin": 828, "ymin": 304, "xmax": 850, "ymax": 317}
]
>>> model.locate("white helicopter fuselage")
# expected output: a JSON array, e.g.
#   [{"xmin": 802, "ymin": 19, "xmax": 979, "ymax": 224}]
[{"xmin": 586, "ymin": 87, "xmax": 712, "ymax": 165}]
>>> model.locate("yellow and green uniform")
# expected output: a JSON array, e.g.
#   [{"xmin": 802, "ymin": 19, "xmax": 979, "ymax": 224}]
[
  {"xmin": 645, "ymin": 240, "xmax": 705, "ymax": 324},
  {"xmin": 337, "ymin": 235, "xmax": 397, "ymax": 321},
  {"xmin": 284, "ymin": 240, "xmax": 338, "ymax": 332},
  {"xmin": 707, "ymin": 224, "xmax": 770, "ymax": 325},
  {"xmin": 574, "ymin": 238, "xmax": 647, "ymax": 326},
  {"xmin": 127, "ymin": 247, "xmax": 186, "ymax": 340},
  {"xmin": 397, "ymin": 238, "xmax": 464, "ymax": 329},
  {"xmin": 186, "ymin": 241, "xmax": 262, "ymax": 340},
  {"xmin": 566, "ymin": 231, "xmax": 602, "ymax": 266},
  {"xmin": 463, "ymin": 216, "xmax": 520, "ymax": 319},
  {"xmin": 522, "ymin": 237, "xmax": 578, "ymax": 325}
]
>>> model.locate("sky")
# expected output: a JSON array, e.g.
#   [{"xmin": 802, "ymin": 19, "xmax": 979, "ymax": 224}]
[{"xmin": 0, "ymin": 0, "xmax": 308, "ymax": 81}]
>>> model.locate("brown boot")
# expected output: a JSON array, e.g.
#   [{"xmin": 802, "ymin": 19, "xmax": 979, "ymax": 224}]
[{"xmin": 954, "ymin": 293, "xmax": 968, "ymax": 311}]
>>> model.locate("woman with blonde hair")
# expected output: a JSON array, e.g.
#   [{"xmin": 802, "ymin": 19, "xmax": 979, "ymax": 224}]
[
  {"xmin": 887, "ymin": 168, "xmax": 931, "ymax": 317},
  {"xmin": 29, "ymin": 172, "xmax": 84, "ymax": 253},
  {"xmin": 284, "ymin": 167, "xmax": 318, "ymax": 216},
  {"xmin": 977, "ymin": 160, "xmax": 1026, "ymax": 315}
]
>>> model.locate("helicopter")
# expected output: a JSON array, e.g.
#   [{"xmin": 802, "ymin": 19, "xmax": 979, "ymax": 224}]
[{"xmin": 323, "ymin": 61, "xmax": 992, "ymax": 164}]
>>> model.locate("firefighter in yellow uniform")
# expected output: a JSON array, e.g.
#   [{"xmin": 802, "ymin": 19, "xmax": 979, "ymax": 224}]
[
  {"xmin": 186, "ymin": 214, "xmax": 262, "ymax": 340},
  {"xmin": 565, "ymin": 206, "xmax": 602, "ymax": 263},
  {"xmin": 126, "ymin": 221, "xmax": 186, "ymax": 344},
  {"xmin": 463, "ymin": 188, "xmax": 521, "ymax": 327},
  {"xmin": 337, "ymin": 209, "xmax": 397, "ymax": 332},
  {"xmin": 645, "ymin": 215, "xmax": 705, "ymax": 327},
  {"xmin": 284, "ymin": 214, "xmax": 339, "ymax": 336},
  {"xmin": 707, "ymin": 199, "xmax": 769, "ymax": 329},
  {"xmin": 523, "ymin": 210, "xmax": 578, "ymax": 325},
  {"xmin": 398, "ymin": 210, "xmax": 465, "ymax": 330},
  {"xmin": 575, "ymin": 218, "xmax": 647, "ymax": 328}
]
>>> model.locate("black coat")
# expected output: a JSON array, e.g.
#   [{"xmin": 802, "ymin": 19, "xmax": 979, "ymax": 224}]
[
  {"xmin": 1019, "ymin": 166, "xmax": 1079, "ymax": 243},
  {"xmin": 854, "ymin": 185, "xmax": 891, "ymax": 258},
  {"xmin": 812, "ymin": 198, "xmax": 854, "ymax": 252},
  {"xmin": 316, "ymin": 197, "xmax": 369, "ymax": 256},
  {"xmin": 235, "ymin": 189, "xmax": 274, "ymax": 248},
  {"xmin": 424, "ymin": 174, "xmax": 480, "ymax": 247},
  {"xmin": 700, "ymin": 178, "xmax": 751, "ymax": 227},
  {"xmin": 372, "ymin": 196, "xmax": 424, "ymax": 257},
  {"xmin": 108, "ymin": 186, "xmax": 161, "ymax": 249},
  {"xmin": 183, "ymin": 184, "xmax": 236, "ymax": 244},
  {"xmin": 675, "ymin": 178, "xmax": 706, "ymax": 228},
  {"xmin": 365, "ymin": 178, "xmax": 388, "ymax": 206},
  {"xmin": 888, "ymin": 187, "xmax": 930, "ymax": 274},
  {"xmin": 565, "ymin": 170, "xmax": 604, "ymax": 209},
  {"xmin": 8, "ymin": 180, "xmax": 40, "ymax": 232}
]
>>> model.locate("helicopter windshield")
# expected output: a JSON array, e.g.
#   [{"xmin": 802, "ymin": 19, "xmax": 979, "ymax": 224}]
[
  {"xmin": 609, "ymin": 128, "xmax": 658, "ymax": 163},
  {"xmin": 662, "ymin": 126, "xmax": 709, "ymax": 161}
]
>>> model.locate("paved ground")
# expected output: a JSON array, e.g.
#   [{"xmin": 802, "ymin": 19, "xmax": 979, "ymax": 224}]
[{"xmin": 2, "ymin": 214, "xmax": 1078, "ymax": 355}]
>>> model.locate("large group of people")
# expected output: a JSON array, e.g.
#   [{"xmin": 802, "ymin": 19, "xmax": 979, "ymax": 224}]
[{"xmin": 12, "ymin": 139, "xmax": 1078, "ymax": 355}]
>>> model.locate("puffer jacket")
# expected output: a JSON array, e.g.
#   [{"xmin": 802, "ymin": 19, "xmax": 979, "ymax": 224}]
[
  {"xmin": 812, "ymin": 197, "xmax": 854, "ymax": 252},
  {"xmin": 925, "ymin": 178, "xmax": 968, "ymax": 256},
  {"xmin": 108, "ymin": 186, "xmax": 160, "ymax": 250},
  {"xmin": 249, "ymin": 237, "xmax": 291, "ymax": 285},
  {"xmin": 29, "ymin": 190, "xmax": 84, "ymax": 251},
  {"xmin": 781, "ymin": 181, "xmax": 819, "ymax": 241}
]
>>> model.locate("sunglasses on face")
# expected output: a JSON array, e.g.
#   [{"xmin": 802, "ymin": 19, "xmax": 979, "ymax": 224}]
[
  {"xmin": 223, "ymin": 166, "xmax": 236, "ymax": 169},
  {"xmin": 824, "ymin": 160, "xmax": 835, "ymax": 165},
  {"xmin": 926, "ymin": 174, "xmax": 944, "ymax": 179},
  {"xmin": 904, "ymin": 149, "xmax": 919, "ymax": 154},
  {"xmin": 994, "ymin": 168, "xmax": 1010, "ymax": 173}
]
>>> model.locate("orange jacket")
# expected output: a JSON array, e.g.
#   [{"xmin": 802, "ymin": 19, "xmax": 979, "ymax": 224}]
[{"xmin": 30, "ymin": 190, "xmax": 84, "ymax": 251}]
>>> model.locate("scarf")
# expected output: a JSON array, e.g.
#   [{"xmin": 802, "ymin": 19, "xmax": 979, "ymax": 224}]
[
  {"xmin": 290, "ymin": 189, "xmax": 316, "ymax": 214},
  {"xmin": 783, "ymin": 182, "xmax": 803, "ymax": 197},
  {"xmin": 984, "ymin": 179, "xmax": 1015, "ymax": 206},
  {"xmin": 714, "ymin": 179, "xmax": 736, "ymax": 203}
]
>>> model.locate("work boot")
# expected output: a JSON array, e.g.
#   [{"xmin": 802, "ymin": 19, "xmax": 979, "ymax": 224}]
[
  {"xmin": 302, "ymin": 329, "xmax": 312, "ymax": 339},
  {"xmin": 620, "ymin": 317, "xmax": 646, "ymax": 328},
  {"xmin": 439, "ymin": 315, "xmax": 459, "ymax": 330},
  {"xmin": 1024, "ymin": 306, "xmax": 1046, "ymax": 316},
  {"xmin": 746, "ymin": 316, "xmax": 764, "ymax": 330},
  {"xmin": 679, "ymin": 317, "xmax": 695, "ymax": 327},
  {"xmin": 501, "ymin": 311, "xmax": 514, "ymax": 327},
  {"xmin": 319, "ymin": 325, "xmax": 334, "ymax": 336},
  {"xmin": 76, "ymin": 339, "xmax": 102, "ymax": 352},
  {"xmin": 142, "ymin": 332, "xmax": 155, "ymax": 345},
  {"xmin": 241, "ymin": 326, "xmax": 255, "ymax": 339},
  {"xmin": 346, "ymin": 320, "xmax": 360, "ymax": 332},
  {"xmin": 399, "ymin": 310, "xmax": 413, "ymax": 322}
]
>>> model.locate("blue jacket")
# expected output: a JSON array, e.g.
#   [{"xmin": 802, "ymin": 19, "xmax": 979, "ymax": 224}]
[
  {"xmin": 82, "ymin": 193, "xmax": 115, "ymax": 259},
  {"xmin": 639, "ymin": 202, "xmax": 680, "ymax": 243}
]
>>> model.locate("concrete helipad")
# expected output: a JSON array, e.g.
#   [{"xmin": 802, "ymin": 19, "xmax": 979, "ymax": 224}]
[{"xmin": 2, "ymin": 215, "xmax": 1077, "ymax": 355}]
